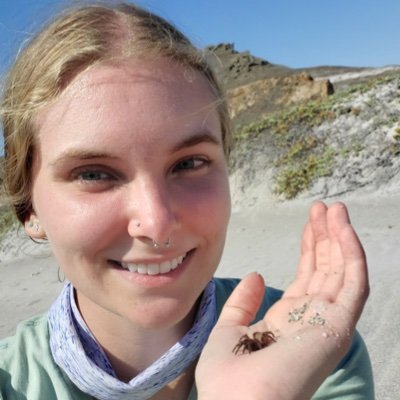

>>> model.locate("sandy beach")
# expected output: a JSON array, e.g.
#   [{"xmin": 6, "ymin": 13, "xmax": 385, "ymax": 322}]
[{"xmin": 1, "ymin": 191, "xmax": 399, "ymax": 399}]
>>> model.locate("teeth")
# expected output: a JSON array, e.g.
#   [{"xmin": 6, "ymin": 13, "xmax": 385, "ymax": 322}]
[
  {"xmin": 120, "ymin": 253, "xmax": 186, "ymax": 275},
  {"xmin": 159, "ymin": 260, "xmax": 172, "ymax": 274},
  {"xmin": 137, "ymin": 264, "xmax": 148, "ymax": 274},
  {"xmin": 147, "ymin": 263, "xmax": 160, "ymax": 275},
  {"xmin": 127, "ymin": 264, "xmax": 137, "ymax": 272}
]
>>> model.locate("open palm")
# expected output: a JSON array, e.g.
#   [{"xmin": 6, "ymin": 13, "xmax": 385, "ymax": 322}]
[{"xmin": 196, "ymin": 202, "xmax": 369, "ymax": 400}]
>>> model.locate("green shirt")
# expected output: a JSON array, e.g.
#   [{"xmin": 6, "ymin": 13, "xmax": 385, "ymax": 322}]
[{"xmin": 0, "ymin": 278, "xmax": 374, "ymax": 399}]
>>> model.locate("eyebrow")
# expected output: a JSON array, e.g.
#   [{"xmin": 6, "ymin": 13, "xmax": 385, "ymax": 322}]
[
  {"xmin": 171, "ymin": 131, "xmax": 221, "ymax": 153},
  {"xmin": 49, "ymin": 131, "xmax": 221, "ymax": 167},
  {"xmin": 49, "ymin": 150, "xmax": 119, "ymax": 167}
]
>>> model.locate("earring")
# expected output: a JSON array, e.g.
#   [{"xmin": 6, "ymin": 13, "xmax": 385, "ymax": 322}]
[{"xmin": 28, "ymin": 220, "xmax": 40, "ymax": 231}]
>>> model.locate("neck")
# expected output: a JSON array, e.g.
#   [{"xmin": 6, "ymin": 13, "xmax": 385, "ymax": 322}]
[{"xmin": 75, "ymin": 291, "xmax": 199, "ymax": 382}]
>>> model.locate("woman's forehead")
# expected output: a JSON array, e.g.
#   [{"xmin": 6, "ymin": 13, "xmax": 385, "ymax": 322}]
[
  {"xmin": 34, "ymin": 57, "xmax": 223, "ymax": 158},
  {"xmin": 36, "ymin": 58, "xmax": 218, "ymax": 128},
  {"xmin": 66, "ymin": 58, "xmax": 211, "ymax": 98}
]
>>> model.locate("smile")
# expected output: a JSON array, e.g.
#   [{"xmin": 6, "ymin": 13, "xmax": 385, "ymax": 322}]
[{"xmin": 119, "ymin": 253, "xmax": 187, "ymax": 275}]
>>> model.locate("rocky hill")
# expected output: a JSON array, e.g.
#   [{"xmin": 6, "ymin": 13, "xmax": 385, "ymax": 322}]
[
  {"xmin": 207, "ymin": 43, "xmax": 334, "ymax": 127},
  {"xmin": 206, "ymin": 44, "xmax": 400, "ymax": 210}
]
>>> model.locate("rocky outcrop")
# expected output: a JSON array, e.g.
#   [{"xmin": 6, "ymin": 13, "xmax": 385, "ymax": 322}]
[
  {"xmin": 206, "ymin": 44, "xmax": 334, "ymax": 126},
  {"xmin": 228, "ymin": 73, "xmax": 333, "ymax": 124},
  {"xmin": 207, "ymin": 43, "xmax": 291, "ymax": 89}
]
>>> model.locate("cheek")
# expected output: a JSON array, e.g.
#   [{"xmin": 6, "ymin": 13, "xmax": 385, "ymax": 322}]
[
  {"xmin": 181, "ymin": 173, "xmax": 231, "ymax": 240},
  {"xmin": 33, "ymin": 185, "xmax": 121, "ymax": 250}
]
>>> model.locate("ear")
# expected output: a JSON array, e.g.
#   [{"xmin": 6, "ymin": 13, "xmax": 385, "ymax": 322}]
[{"xmin": 24, "ymin": 212, "xmax": 47, "ymax": 239}]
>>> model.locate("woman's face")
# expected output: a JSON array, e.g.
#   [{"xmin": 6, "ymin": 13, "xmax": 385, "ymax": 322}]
[{"xmin": 28, "ymin": 58, "xmax": 231, "ymax": 330}]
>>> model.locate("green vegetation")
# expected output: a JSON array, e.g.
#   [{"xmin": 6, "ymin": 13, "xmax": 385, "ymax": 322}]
[
  {"xmin": 388, "ymin": 142, "xmax": 400, "ymax": 156},
  {"xmin": 233, "ymin": 100, "xmax": 339, "ymax": 199},
  {"xmin": 234, "ymin": 100, "xmax": 336, "ymax": 143},
  {"xmin": 235, "ymin": 73, "xmax": 400, "ymax": 143},
  {"xmin": 231, "ymin": 73, "xmax": 400, "ymax": 199},
  {"xmin": 339, "ymin": 140, "xmax": 363, "ymax": 158},
  {"xmin": 274, "ymin": 146, "xmax": 335, "ymax": 199},
  {"xmin": 343, "ymin": 73, "xmax": 399, "ymax": 96},
  {"xmin": 392, "ymin": 126, "xmax": 400, "ymax": 141}
]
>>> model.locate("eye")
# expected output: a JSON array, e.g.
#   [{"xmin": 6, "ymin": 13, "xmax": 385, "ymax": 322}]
[
  {"xmin": 71, "ymin": 166, "xmax": 119, "ymax": 188},
  {"xmin": 78, "ymin": 170, "xmax": 112, "ymax": 182},
  {"xmin": 172, "ymin": 157, "xmax": 210, "ymax": 173}
]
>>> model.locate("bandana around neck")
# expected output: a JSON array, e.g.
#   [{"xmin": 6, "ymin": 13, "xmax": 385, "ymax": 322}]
[{"xmin": 48, "ymin": 280, "xmax": 216, "ymax": 400}]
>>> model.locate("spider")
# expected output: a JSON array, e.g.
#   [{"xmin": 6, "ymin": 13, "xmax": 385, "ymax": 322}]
[{"xmin": 233, "ymin": 330, "xmax": 276, "ymax": 355}]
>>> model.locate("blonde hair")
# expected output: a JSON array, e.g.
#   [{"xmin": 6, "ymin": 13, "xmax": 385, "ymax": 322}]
[{"xmin": 1, "ymin": 1, "xmax": 231, "ymax": 223}]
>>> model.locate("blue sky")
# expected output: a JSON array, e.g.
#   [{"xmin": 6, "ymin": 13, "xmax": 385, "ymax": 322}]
[{"xmin": 0, "ymin": 0, "xmax": 400, "ymax": 75}]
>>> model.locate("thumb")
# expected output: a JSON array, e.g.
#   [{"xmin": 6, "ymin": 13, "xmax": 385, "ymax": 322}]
[{"xmin": 216, "ymin": 272, "xmax": 265, "ymax": 328}]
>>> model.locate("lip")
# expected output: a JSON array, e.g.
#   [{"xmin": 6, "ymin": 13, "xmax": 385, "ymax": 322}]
[{"xmin": 110, "ymin": 249, "xmax": 195, "ymax": 288}]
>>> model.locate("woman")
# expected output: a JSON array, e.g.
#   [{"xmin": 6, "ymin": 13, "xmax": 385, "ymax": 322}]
[{"xmin": 0, "ymin": 2, "xmax": 373, "ymax": 399}]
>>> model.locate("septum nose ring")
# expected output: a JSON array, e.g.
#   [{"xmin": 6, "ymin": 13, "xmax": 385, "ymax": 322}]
[
  {"xmin": 152, "ymin": 238, "xmax": 171, "ymax": 248},
  {"xmin": 135, "ymin": 221, "xmax": 171, "ymax": 248}
]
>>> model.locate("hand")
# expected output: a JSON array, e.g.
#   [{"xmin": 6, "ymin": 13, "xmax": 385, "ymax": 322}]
[{"xmin": 196, "ymin": 202, "xmax": 369, "ymax": 400}]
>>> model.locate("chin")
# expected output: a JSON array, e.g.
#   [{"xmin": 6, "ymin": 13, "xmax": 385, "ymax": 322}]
[{"xmin": 125, "ymin": 297, "xmax": 198, "ymax": 332}]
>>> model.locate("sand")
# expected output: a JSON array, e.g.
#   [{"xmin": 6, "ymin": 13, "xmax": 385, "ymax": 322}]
[{"xmin": 1, "ymin": 192, "xmax": 399, "ymax": 399}]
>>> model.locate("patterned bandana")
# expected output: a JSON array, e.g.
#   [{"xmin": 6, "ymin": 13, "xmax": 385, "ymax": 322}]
[{"xmin": 48, "ymin": 280, "xmax": 216, "ymax": 400}]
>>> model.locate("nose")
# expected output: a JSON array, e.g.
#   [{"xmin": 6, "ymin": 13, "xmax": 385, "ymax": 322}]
[{"xmin": 127, "ymin": 178, "xmax": 179, "ymax": 245}]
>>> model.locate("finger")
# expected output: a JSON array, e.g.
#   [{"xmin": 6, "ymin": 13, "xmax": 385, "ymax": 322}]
[
  {"xmin": 336, "ymin": 223, "xmax": 369, "ymax": 320},
  {"xmin": 216, "ymin": 272, "xmax": 265, "ymax": 328},
  {"xmin": 284, "ymin": 222, "xmax": 315, "ymax": 298},
  {"xmin": 327, "ymin": 201, "xmax": 351, "ymax": 230},
  {"xmin": 306, "ymin": 201, "xmax": 332, "ymax": 294},
  {"xmin": 311, "ymin": 201, "xmax": 330, "ymax": 272},
  {"xmin": 319, "ymin": 202, "xmax": 350, "ymax": 297},
  {"xmin": 296, "ymin": 222, "xmax": 316, "ymax": 281}
]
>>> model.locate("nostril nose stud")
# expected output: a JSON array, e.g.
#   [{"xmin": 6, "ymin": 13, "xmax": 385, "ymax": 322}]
[{"xmin": 152, "ymin": 238, "xmax": 171, "ymax": 248}]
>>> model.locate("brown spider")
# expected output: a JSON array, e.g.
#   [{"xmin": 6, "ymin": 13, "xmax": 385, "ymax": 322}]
[{"xmin": 233, "ymin": 331, "xmax": 276, "ymax": 355}]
